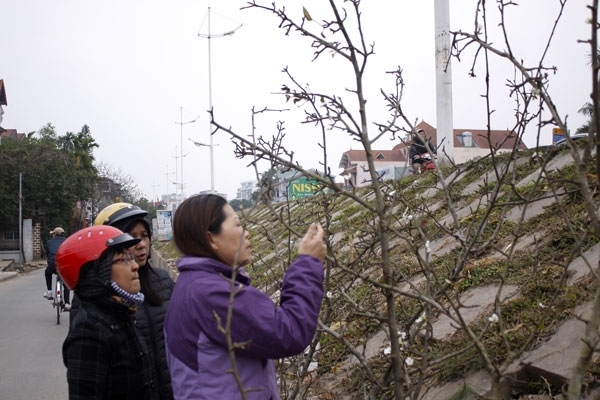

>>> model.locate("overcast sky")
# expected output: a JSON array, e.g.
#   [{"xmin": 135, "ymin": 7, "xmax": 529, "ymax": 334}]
[{"xmin": 1, "ymin": 0, "xmax": 591, "ymax": 201}]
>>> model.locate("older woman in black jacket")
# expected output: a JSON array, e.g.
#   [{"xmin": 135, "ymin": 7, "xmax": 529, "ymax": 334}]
[{"xmin": 58, "ymin": 225, "xmax": 154, "ymax": 400}]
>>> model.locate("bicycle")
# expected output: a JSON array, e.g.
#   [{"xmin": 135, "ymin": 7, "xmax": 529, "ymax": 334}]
[{"xmin": 52, "ymin": 275, "xmax": 65, "ymax": 325}]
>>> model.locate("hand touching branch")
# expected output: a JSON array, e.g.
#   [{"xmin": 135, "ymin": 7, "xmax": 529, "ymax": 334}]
[{"xmin": 298, "ymin": 223, "xmax": 326, "ymax": 262}]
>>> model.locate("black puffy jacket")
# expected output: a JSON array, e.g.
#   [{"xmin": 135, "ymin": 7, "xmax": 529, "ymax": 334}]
[
  {"xmin": 69, "ymin": 264, "xmax": 175, "ymax": 400},
  {"xmin": 136, "ymin": 265, "xmax": 175, "ymax": 400},
  {"xmin": 63, "ymin": 255, "xmax": 154, "ymax": 400}
]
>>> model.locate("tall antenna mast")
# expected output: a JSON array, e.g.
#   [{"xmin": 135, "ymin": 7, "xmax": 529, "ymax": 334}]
[{"xmin": 198, "ymin": 7, "xmax": 242, "ymax": 193}]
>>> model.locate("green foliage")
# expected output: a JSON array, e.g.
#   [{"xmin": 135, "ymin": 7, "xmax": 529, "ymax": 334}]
[
  {"xmin": 577, "ymin": 102, "xmax": 592, "ymax": 134},
  {"xmin": 0, "ymin": 123, "xmax": 98, "ymax": 233},
  {"xmin": 230, "ymin": 198, "xmax": 253, "ymax": 211},
  {"xmin": 152, "ymin": 237, "xmax": 181, "ymax": 260},
  {"xmin": 134, "ymin": 197, "xmax": 157, "ymax": 221}
]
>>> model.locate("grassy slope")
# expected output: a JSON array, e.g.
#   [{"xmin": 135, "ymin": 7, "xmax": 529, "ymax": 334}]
[{"xmin": 155, "ymin": 142, "xmax": 600, "ymax": 398}]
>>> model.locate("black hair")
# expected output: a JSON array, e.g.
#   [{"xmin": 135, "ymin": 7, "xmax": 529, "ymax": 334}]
[
  {"xmin": 75, "ymin": 247, "xmax": 120, "ymax": 299},
  {"xmin": 139, "ymin": 264, "xmax": 162, "ymax": 306},
  {"xmin": 173, "ymin": 194, "xmax": 228, "ymax": 260}
]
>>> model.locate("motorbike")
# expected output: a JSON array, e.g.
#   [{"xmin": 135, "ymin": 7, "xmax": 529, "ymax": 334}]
[{"xmin": 410, "ymin": 153, "xmax": 436, "ymax": 175}]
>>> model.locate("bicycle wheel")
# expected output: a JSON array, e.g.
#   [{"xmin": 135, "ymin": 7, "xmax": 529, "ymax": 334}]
[{"xmin": 55, "ymin": 279, "xmax": 62, "ymax": 325}]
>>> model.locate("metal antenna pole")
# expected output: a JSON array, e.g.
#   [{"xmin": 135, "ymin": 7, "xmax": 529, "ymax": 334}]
[
  {"xmin": 165, "ymin": 165, "xmax": 175, "ymax": 205},
  {"xmin": 172, "ymin": 147, "xmax": 179, "ymax": 199},
  {"xmin": 152, "ymin": 182, "xmax": 160, "ymax": 208},
  {"xmin": 208, "ymin": 8, "xmax": 214, "ymax": 192},
  {"xmin": 180, "ymin": 107, "xmax": 184, "ymax": 197},
  {"xmin": 175, "ymin": 108, "xmax": 196, "ymax": 201},
  {"xmin": 198, "ymin": 7, "xmax": 242, "ymax": 194}
]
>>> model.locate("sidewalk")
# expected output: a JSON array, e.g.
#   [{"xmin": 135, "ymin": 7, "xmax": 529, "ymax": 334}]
[
  {"xmin": 0, "ymin": 271, "xmax": 18, "ymax": 282},
  {"xmin": 0, "ymin": 260, "xmax": 46, "ymax": 282}
]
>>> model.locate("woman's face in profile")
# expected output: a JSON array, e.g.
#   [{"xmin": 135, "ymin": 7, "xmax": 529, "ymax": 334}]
[
  {"xmin": 128, "ymin": 222, "xmax": 150, "ymax": 267},
  {"xmin": 110, "ymin": 251, "xmax": 141, "ymax": 294},
  {"xmin": 209, "ymin": 204, "xmax": 252, "ymax": 267}
]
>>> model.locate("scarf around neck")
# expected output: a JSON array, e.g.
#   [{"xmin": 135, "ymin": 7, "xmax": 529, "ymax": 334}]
[{"xmin": 110, "ymin": 281, "xmax": 145, "ymax": 306}]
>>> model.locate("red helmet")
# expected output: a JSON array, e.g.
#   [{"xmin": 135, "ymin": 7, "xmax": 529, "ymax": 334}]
[{"xmin": 56, "ymin": 225, "xmax": 141, "ymax": 290}]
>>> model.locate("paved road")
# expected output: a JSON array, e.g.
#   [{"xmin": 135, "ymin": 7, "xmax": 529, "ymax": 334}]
[{"xmin": 0, "ymin": 268, "xmax": 68, "ymax": 399}]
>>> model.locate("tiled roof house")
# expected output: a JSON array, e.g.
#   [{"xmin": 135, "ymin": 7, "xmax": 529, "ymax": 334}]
[
  {"xmin": 0, "ymin": 79, "xmax": 25, "ymax": 143},
  {"xmin": 338, "ymin": 148, "xmax": 409, "ymax": 187},
  {"xmin": 339, "ymin": 121, "xmax": 527, "ymax": 188}
]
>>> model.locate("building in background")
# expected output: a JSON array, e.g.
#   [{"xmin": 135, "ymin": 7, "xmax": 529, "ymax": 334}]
[
  {"xmin": 236, "ymin": 180, "xmax": 257, "ymax": 201},
  {"xmin": 0, "ymin": 80, "xmax": 25, "ymax": 144},
  {"xmin": 339, "ymin": 121, "xmax": 527, "ymax": 189}
]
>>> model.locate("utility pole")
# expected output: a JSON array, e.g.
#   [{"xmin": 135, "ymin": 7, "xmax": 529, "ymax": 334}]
[
  {"xmin": 152, "ymin": 182, "xmax": 160, "ymax": 208},
  {"xmin": 175, "ymin": 107, "xmax": 197, "ymax": 198},
  {"xmin": 434, "ymin": 0, "xmax": 454, "ymax": 163},
  {"xmin": 164, "ymin": 165, "xmax": 175, "ymax": 205},
  {"xmin": 180, "ymin": 107, "xmax": 184, "ymax": 198},
  {"xmin": 198, "ymin": 7, "xmax": 242, "ymax": 193},
  {"xmin": 171, "ymin": 146, "xmax": 187, "ymax": 202},
  {"xmin": 19, "ymin": 172, "xmax": 23, "ymax": 265},
  {"xmin": 171, "ymin": 147, "xmax": 179, "ymax": 200}
]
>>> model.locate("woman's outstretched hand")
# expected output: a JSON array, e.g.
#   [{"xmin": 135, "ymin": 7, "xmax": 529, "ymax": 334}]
[{"xmin": 298, "ymin": 223, "xmax": 325, "ymax": 262}]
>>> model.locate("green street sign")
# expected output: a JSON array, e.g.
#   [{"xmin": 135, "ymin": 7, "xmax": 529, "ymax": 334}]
[{"xmin": 289, "ymin": 178, "xmax": 322, "ymax": 199}]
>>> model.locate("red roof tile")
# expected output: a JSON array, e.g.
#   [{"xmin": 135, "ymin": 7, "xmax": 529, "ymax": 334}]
[{"xmin": 392, "ymin": 121, "xmax": 527, "ymax": 151}]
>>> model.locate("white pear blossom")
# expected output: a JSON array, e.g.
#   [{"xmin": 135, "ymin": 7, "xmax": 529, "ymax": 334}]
[
  {"xmin": 488, "ymin": 313, "xmax": 499, "ymax": 324},
  {"xmin": 405, "ymin": 357, "xmax": 414, "ymax": 366},
  {"xmin": 415, "ymin": 312, "xmax": 426, "ymax": 326},
  {"xmin": 397, "ymin": 330, "xmax": 407, "ymax": 347}
]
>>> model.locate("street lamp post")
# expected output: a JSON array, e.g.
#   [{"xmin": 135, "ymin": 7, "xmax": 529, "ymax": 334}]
[
  {"xmin": 171, "ymin": 146, "xmax": 184, "ymax": 201},
  {"xmin": 179, "ymin": 107, "xmax": 185, "ymax": 197},
  {"xmin": 164, "ymin": 165, "xmax": 175, "ymax": 204},
  {"xmin": 189, "ymin": 137, "xmax": 220, "ymax": 148},
  {"xmin": 434, "ymin": 0, "xmax": 454, "ymax": 163},
  {"xmin": 175, "ymin": 107, "xmax": 198, "ymax": 198},
  {"xmin": 152, "ymin": 182, "xmax": 160, "ymax": 208},
  {"xmin": 198, "ymin": 7, "xmax": 242, "ymax": 193}
]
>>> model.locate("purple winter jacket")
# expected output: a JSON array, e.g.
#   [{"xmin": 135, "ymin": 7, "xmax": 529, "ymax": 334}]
[{"xmin": 164, "ymin": 254, "xmax": 324, "ymax": 400}]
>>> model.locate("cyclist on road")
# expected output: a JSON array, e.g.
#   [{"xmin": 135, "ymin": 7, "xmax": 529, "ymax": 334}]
[{"xmin": 44, "ymin": 227, "xmax": 71, "ymax": 310}]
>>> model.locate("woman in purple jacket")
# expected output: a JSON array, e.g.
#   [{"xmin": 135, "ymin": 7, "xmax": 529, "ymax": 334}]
[{"xmin": 164, "ymin": 194, "xmax": 325, "ymax": 400}]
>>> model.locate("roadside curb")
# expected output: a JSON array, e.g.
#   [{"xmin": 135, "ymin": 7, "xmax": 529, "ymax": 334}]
[
  {"xmin": 0, "ymin": 262, "xmax": 46, "ymax": 283},
  {"xmin": 0, "ymin": 271, "xmax": 19, "ymax": 282}
]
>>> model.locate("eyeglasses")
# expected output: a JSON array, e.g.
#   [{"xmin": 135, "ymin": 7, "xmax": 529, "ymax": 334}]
[{"xmin": 112, "ymin": 253, "xmax": 137, "ymax": 265}]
